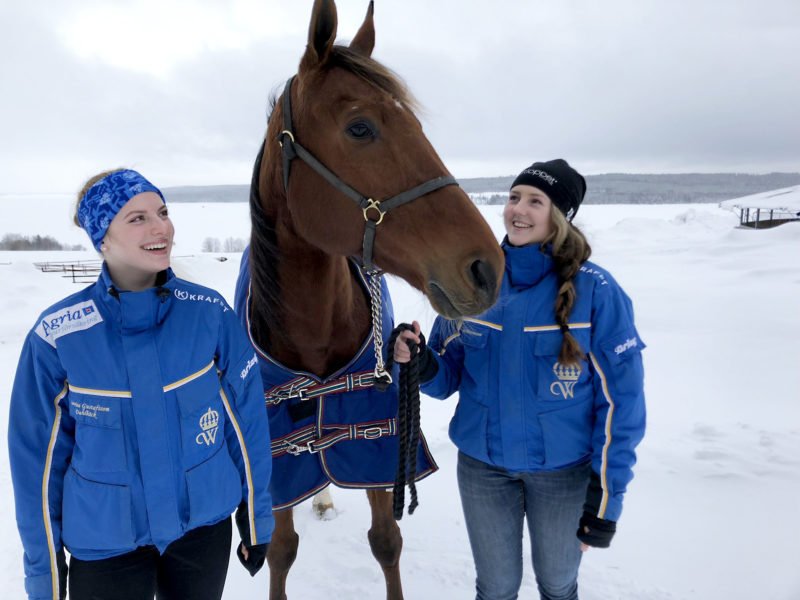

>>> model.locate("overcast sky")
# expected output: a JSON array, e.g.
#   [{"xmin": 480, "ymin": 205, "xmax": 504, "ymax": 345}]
[{"xmin": 1, "ymin": 0, "xmax": 798, "ymax": 193}]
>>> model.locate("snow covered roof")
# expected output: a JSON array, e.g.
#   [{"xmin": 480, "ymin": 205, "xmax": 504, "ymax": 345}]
[{"xmin": 719, "ymin": 185, "xmax": 800, "ymax": 214}]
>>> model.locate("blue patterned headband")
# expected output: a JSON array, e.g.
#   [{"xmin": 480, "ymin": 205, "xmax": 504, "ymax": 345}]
[{"xmin": 78, "ymin": 169, "xmax": 166, "ymax": 250}]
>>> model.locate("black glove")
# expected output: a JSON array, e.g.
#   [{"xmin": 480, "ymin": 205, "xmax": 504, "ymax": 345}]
[
  {"xmin": 415, "ymin": 332, "xmax": 439, "ymax": 383},
  {"xmin": 235, "ymin": 502, "xmax": 268, "ymax": 576},
  {"xmin": 57, "ymin": 548, "xmax": 68, "ymax": 600},
  {"xmin": 576, "ymin": 511, "xmax": 616, "ymax": 548},
  {"xmin": 236, "ymin": 540, "xmax": 268, "ymax": 577},
  {"xmin": 576, "ymin": 469, "xmax": 617, "ymax": 548}
]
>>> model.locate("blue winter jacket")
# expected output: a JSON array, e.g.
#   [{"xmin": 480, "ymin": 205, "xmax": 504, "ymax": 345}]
[
  {"xmin": 8, "ymin": 266, "xmax": 274, "ymax": 600},
  {"xmin": 423, "ymin": 241, "xmax": 646, "ymax": 522}
]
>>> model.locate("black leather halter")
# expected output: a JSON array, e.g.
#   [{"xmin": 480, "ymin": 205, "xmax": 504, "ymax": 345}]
[{"xmin": 277, "ymin": 76, "xmax": 458, "ymax": 272}]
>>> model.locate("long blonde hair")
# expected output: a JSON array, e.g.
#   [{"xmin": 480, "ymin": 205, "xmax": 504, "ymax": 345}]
[{"xmin": 541, "ymin": 208, "xmax": 592, "ymax": 367}]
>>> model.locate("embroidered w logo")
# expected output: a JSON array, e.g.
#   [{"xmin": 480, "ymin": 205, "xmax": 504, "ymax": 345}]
[
  {"xmin": 549, "ymin": 362, "xmax": 581, "ymax": 399},
  {"xmin": 195, "ymin": 407, "xmax": 220, "ymax": 446}
]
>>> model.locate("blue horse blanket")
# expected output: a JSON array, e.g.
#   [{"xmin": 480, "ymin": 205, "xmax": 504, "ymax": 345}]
[{"xmin": 234, "ymin": 248, "xmax": 437, "ymax": 509}]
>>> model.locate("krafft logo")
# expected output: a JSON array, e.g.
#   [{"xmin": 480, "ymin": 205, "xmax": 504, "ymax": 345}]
[
  {"xmin": 35, "ymin": 300, "xmax": 103, "ymax": 348},
  {"xmin": 173, "ymin": 288, "xmax": 229, "ymax": 312}
]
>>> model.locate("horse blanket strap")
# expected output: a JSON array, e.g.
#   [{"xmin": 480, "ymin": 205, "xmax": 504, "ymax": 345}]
[
  {"xmin": 270, "ymin": 418, "xmax": 397, "ymax": 458},
  {"xmin": 265, "ymin": 370, "xmax": 377, "ymax": 406},
  {"xmin": 277, "ymin": 75, "xmax": 458, "ymax": 270}
]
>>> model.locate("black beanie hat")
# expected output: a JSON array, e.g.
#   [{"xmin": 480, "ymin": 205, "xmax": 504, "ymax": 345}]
[{"xmin": 510, "ymin": 159, "xmax": 586, "ymax": 221}]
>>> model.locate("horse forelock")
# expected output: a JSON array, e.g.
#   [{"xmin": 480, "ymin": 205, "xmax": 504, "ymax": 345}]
[{"xmin": 325, "ymin": 45, "xmax": 419, "ymax": 114}]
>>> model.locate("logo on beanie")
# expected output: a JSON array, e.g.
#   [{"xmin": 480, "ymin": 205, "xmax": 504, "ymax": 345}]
[
  {"xmin": 550, "ymin": 362, "xmax": 581, "ymax": 399},
  {"xmin": 521, "ymin": 168, "xmax": 557, "ymax": 186},
  {"xmin": 195, "ymin": 407, "xmax": 220, "ymax": 446}
]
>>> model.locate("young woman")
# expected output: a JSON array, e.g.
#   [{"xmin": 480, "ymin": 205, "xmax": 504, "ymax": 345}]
[
  {"xmin": 8, "ymin": 169, "xmax": 274, "ymax": 600},
  {"xmin": 395, "ymin": 159, "xmax": 646, "ymax": 600}
]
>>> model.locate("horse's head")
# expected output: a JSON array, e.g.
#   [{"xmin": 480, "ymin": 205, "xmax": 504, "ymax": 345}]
[{"xmin": 264, "ymin": 0, "xmax": 503, "ymax": 318}]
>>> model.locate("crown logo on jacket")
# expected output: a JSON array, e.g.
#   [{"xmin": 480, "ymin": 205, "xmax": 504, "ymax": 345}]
[
  {"xmin": 553, "ymin": 362, "xmax": 581, "ymax": 382},
  {"xmin": 196, "ymin": 408, "xmax": 220, "ymax": 446},
  {"xmin": 550, "ymin": 362, "xmax": 582, "ymax": 399}
]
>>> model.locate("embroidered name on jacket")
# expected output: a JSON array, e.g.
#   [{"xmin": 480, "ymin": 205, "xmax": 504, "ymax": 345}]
[
  {"xmin": 70, "ymin": 401, "xmax": 111, "ymax": 419},
  {"xmin": 196, "ymin": 407, "xmax": 220, "ymax": 446},
  {"xmin": 35, "ymin": 300, "xmax": 103, "ymax": 347},
  {"xmin": 550, "ymin": 362, "xmax": 581, "ymax": 399}
]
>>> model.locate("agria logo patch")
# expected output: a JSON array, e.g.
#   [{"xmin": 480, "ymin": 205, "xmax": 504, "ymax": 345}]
[{"xmin": 35, "ymin": 300, "xmax": 103, "ymax": 347}]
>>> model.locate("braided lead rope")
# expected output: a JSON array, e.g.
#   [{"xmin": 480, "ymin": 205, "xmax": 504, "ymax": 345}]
[{"xmin": 385, "ymin": 323, "xmax": 422, "ymax": 520}]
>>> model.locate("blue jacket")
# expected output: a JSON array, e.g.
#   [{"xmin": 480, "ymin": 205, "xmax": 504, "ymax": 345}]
[
  {"xmin": 423, "ymin": 242, "xmax": 646, "ymax": 522},
  {"xmin": 8, "ymin": 266, "xmax": 274, "ymax": 600}
]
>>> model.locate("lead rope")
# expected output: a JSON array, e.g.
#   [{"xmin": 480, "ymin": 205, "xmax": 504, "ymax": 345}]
[
  {"xmin": 367, "ymin": 269, "xmax": 393, "ymax": 391},
  {"xmin": 384, "ymin": 323, "xmax": 421, "ymax": 520}
]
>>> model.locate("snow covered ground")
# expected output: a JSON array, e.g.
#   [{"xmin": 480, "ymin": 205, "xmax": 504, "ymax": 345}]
[{"xmin": 1, "ymin": 197, "xmax": 799, "ymax": 599}]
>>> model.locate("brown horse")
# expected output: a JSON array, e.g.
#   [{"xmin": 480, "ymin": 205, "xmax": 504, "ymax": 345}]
[{"xmin": 241, "ymin": 1, "xmax": 503, "ymax": 598}]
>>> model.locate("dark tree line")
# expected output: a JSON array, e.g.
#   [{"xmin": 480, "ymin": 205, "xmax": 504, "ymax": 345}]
[{"xmin": 0, "ymin": 234, "xmax": 85, "ymax": 251}]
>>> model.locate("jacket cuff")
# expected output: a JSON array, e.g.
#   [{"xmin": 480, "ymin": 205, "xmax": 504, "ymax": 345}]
[
  {"xmin": 417, "ymin": 346, "xmax": 439, "ymax": 383},
  {"xmin": 25, "ymin": 571, "xmax": 56, "ymax": 600},
  {"xmin": 251, "ymin": 514, "xmax": 275, "ymax": 546},
  {"xmin": 584, "ymin": 469, "xmax": 623, "ymax": 521}
]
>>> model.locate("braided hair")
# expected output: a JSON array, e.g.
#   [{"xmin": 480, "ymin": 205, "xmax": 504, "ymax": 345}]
[{"xmin": 542, "ymin": 207, "xmax": 592, "ymax": 367}]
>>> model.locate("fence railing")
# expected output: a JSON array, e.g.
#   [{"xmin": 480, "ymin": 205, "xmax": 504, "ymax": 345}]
[{"xmin": 34, "ymin": 260, "xmax": 102, "ymax": 283}]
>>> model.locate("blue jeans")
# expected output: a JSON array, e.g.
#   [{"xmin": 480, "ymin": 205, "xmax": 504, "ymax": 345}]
[{"xmin": 457, "ymin": 452, "xmax": 590, "ymax": 600}]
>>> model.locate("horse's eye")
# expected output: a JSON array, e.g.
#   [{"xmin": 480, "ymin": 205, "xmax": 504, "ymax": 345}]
[{"xmin": 346, "ymin": 120, "xmax": 375, "ymax": 140}]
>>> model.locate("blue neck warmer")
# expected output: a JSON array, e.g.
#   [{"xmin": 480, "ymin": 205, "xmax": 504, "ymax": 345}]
[{"xmin": 502, "ymin": 238, "xmax": 554, "ymax": 289}]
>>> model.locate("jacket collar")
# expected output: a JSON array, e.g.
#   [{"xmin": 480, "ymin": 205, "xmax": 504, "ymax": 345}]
[
  {"xmin": 501, "ymin": 237, "xmax": 554, "ymax": 289},
  {"xmin": 96, "ymin": 264, "xmax": 175, "ymax": 332}
]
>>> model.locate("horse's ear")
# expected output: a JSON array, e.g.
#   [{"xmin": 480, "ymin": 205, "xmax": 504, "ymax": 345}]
[
  {"xmin": 349, "ymin": 1, "xmax": 375, "ymax": 58},
  {"xmin": 300, "ymin": 0, "xmax": 338, "ymax": 72}
]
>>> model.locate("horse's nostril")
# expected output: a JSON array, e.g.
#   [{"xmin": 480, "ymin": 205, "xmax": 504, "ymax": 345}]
[{"xmin": 469, "ymin": 259, "xmax": 497, "ymax": 297}]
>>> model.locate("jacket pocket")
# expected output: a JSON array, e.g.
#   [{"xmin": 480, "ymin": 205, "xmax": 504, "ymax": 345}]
[
  {"xmin": 68, "ymin": 393, "xmax": 127, "ymax": 472},
  {"xmin": 175, "ymin": 367, "xmax": 227, "ymax": 468},
  {"xmin": 596, "ymin": 329, "xmax": 646, "ymax": 396},
  {"xmin": 532, "ymin": 330, "xmax": 591, "ymax": 402},
  {"xmin": 62, "ymin": 468, "xmax": 134, "ymax": 551},
  {"xmin": 459, "ymin": 324, "xmax": 491, "ymax": 406},
  {"xmin": 538, "ymin": 399, "xmax": 593, "ymax": 468},
  {"xmin": 185, "ymin": 444, "xmax": 242, "ymax": 528}
]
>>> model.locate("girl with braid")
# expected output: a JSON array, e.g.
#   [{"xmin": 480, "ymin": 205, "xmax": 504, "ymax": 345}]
[{"xmin": 394, "ymin": 159, "xmax": 646, "ymax": 600}]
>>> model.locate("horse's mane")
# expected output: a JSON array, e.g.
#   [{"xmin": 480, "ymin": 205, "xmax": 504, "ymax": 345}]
[{"xmin": 248, "ymin": 45, "xmax": 418, "ymax": 352}]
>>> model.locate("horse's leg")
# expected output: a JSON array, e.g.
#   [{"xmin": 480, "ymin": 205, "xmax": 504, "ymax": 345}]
[
  {"xmin": 366, "ymin": 489, "xmax": 404, "ymax": 600},
  {"xmin": 311, "ymin": 488, "xmax": 337, "ymax": 520},
  {"xmin": 267, "ymin": 508, "xmax": 299, "ymax": 600}
]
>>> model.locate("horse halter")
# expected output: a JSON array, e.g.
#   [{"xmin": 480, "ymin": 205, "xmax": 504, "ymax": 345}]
[
  {"xmin": 277, "ymin": 76, "xmax": 457, "ymax": 272},
  {"xmin": 276, "ymin": 75, "xmax": 458, "ymax": 385}
]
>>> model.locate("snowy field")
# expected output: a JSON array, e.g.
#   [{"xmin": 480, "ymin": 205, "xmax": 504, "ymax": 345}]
[{"xmin": 1, "ymin": 197, "xmax": 799, "ymax": 599}]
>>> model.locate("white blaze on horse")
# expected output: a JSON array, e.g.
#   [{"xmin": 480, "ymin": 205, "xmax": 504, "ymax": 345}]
[{"xmin": 233, "ymin": 1, "xmax": 503, "ymax": 598}]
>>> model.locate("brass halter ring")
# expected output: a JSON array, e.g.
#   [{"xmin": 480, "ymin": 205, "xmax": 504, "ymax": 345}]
[
  {"xmin": 362, "ymin": 198, "xmax": 386, "ymax": 225},
  {"xmin": 278, "ymin": 130, "xmax": 295, "ymax": 148}
]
